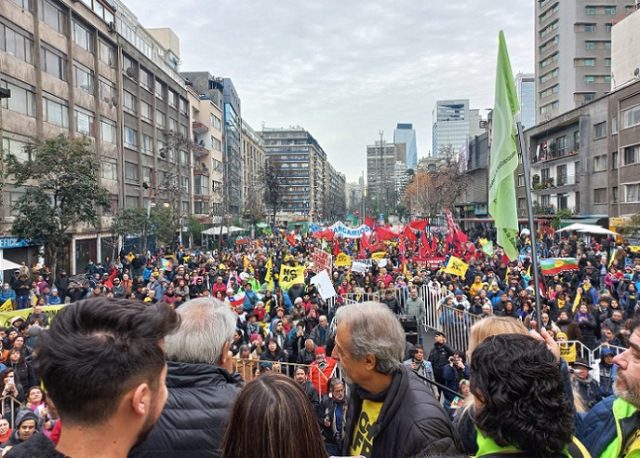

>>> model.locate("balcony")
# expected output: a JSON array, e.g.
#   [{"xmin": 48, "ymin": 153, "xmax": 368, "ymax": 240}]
[
  {"xmin": 192, "ymin": 121, "xmax": 209, "ymax": 135},
  {"xmin": 532, "ymin": 148, "xmax": 578, "ymax": 164},
  {"xmin": 532, "ymin": 174, "xmax": 579, "ymax": 192},
  {"xmin": 193, "ymin": 144, "xmax": 209, "ymax": 158}
]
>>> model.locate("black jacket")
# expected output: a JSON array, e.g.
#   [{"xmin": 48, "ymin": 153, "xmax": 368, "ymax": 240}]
[
  {"xmin": 129, "ymin": 361, "xmax": 242, "ymax": 458},
  {"xmin": 428, "ymin": 342, "xmax": 454, "ymax": 383},
  {"xmin": 4, "ymin": 432, "xmax": 63, "ymax": 458},
  {"xmin": 342, "ymin": 367, "xmax": 460, "ymax": 458}
]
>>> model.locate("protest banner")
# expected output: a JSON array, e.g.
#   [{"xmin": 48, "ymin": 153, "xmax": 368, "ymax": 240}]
[
  {"xmin": 335, "ymin": 253, "xmax": 352, "ymax": 267},
  {"xmin": 310, "ymin": 270, "xmax": 337, "ymax": 300},
  {"xmin": 0, "ymin": 304, "xmax": 66, "ymax": 327},
  {"xmin": 311, "ymin": 250, "xmax": 332, "ymax": 274},
  {"xmin": 279, "ymin": 265, "xmax": 306, "ymax": 290}
]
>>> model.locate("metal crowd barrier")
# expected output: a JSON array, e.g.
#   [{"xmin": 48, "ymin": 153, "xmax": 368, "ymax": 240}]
[{"xmin": 1, "ymin": 395, "xmax": 24, "ymax": 427}]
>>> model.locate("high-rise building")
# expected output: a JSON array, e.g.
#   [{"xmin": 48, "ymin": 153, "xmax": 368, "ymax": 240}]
[
  {"xmin": 366, "ymin": 140, "xmax": 406, "ymax": 215},
  {"xmin": 324, "ymin": 163, "xmax": 346, "ymax": 220},
  {"xmin": 432, "ymin": 99, "xmax": 469, "ymax": 157},
  {"xmin": 515, "ymin": 73, "xmax": 536, "ymax": 129},
  {"xmin": 393, "ymin": 123, "xmax": 417, "ymax": 170},
  {"xmin": 260, "ymin": 127, "xmax": 328, "ymax": 221},
  {"xmin": 611, "ymin": 6, "xmax": 640, "ymax": 90},
  {"xmin": 1, "ymin": 0, "xmax": 192, "ymax": 273},
  {"xmin": 534, "ymin": 1, "xmax": 636, "ymax": 122},
  {"xmin": 180, "ymin": 72, "xmax": 243, "ymax": 217},
  {"xmin": 241, "ymin": 120, "xmax": 266, "ymax": 219}
]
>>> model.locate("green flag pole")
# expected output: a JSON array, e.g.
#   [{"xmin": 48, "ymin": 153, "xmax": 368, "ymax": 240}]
[{"xmin": 516, "ymin": 122, "xmax": 542, "ymax": 327}]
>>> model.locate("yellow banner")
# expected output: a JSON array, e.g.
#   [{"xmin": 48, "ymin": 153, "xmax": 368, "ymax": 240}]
[
  {"xmin": 278, "ymin": 265, "xmax": 306, "ymax": 290},
  {"xmin": 264, "ymin": 257, "xmax": 273, "ymax": 287},
  {"xmin": 0, "ymin": 299, "xmax": 13, "ymax": 312},
  {"xmin": 335, "ymin": 253, "xmax": 352, "ymax": 267},
  {"xmin": 0, "ymin": 304, "xmax": 66, "ymax": 327},
  {"xmin": 444, "ymin": 256, "xmax": 469, "ymax": 277},
  {"xmin": 629, "ymin": 246, "xmax": 640, "ymax": 253},
  {"xmin": 559, "ymin": 343, "xmax": 576, "ymax": 364},
  {"xmin": 371, "ymin": 252, "xmax": 386, "ymax": 261}
]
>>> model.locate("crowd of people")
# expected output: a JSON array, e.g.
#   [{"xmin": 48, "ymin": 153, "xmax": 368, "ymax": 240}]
[{"xmin": 0, "ymin": 221, "xmax": 638, "ymax": 457}]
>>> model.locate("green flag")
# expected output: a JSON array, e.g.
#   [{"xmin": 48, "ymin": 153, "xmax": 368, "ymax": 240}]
[
  {"xmin": 489, "ymin": 31, "xmax": 520, "ymax": 261},
  {"xmin": 482, "ymin": 240, "xmax": 494, "ymax": 256}
]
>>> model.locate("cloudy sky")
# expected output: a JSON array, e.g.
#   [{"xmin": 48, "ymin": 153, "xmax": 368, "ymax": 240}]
[{"xmin": 126, "ymin": 0, "xmax": 534, "ymax": 182}]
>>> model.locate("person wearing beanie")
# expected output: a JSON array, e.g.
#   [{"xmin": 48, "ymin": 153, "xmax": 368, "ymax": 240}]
[{"xmin": 4, "ymin": 409, "xmax": 39, "ymax": 447}]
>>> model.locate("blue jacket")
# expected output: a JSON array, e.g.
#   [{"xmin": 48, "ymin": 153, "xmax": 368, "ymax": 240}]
[
  {"xmin": 576, "ymin": 396, "xmax": 618, "ymax": 457},
  {"xmin": 243, "ymin": 290, "xmax": 258, "ymax": 312},
  {"xmin": 0, "ymin": 288, "xmax": 16, "ymax": 303}
]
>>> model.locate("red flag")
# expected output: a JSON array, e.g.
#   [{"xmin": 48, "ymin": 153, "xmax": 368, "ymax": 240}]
[
  {"xmin": 333, "ymin": 240, "xmax": 340, "ymax": 256},
  {"xmin": 399, "ymin": 237, "xmax": 406, "ymax": 255},
  {"xmin": 376, "ymin": 226, "xmax": 398, "ymax": 241},
  {"xmin": 403, "ymin": 225, "xmax": 417, "ymax": 242},
  {"xmin": 286, "ymin": 233, "xmax": 296, "ymax": 246},
  {"xmin": 419, "ymin": 232, "xmax": 430, "ymax": 258},
  {"xmin": 365, "ymin": 216, "xmax": 375, "ymax": 229},
  {"xmin": 409, "ymin": 220, "xmax": 428, "ymax": 231}
]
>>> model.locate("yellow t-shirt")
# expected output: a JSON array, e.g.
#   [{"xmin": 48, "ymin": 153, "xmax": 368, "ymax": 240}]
[{"xmin": 349, "ymin": 399, "xmax": 384, "ymax": 458}]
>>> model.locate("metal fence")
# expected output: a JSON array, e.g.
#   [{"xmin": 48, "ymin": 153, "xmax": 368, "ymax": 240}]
[{"xmin": 1, "ymin": 395, "xmax": 24, "ymax": 427}]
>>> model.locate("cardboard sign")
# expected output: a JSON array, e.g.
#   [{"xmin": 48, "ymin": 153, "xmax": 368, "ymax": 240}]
[{"xmin": 335, "ymin": 252, "xmax": 352, "ymax": 267}]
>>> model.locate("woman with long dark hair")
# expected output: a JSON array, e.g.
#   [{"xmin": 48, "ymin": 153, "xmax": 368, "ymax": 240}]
[{"xmin": 221, "ymin": 374, "xmax": 328, "ymax": 458}]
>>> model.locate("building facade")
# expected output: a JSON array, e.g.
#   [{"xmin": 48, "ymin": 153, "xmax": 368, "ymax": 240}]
[
  {"xmin": 393, "ymin": 123, "xmax": 417, "ymax": 170},
  {"xmin": 521, "ymin": 79, "xmax": 640, "ymax": 218},
  {"xmin": 611, "ymin": 7, "xmax": 640, "ymax": 90},
  {"xmin": 366, "ymin": 141, "xmax": 406, "ymax": 216},
  {"xmin": 534, "ymin": 0, "xmax": 636, "ymax": 122},
  {"xmin": 241, "ymin": 120, "xmax": 266, "ymax": 220},
  {"xmin": 1, "ymin": 0, "xmax": 195, "ymax": 273},
  {"xmin": 324, "ymin": 162, "xmax": 346, "ymax": 221},
  {"xmin": 432, "ymin": 99, "xmax": 469, "ymax": 157},
  {"xmin": 459, "ymin": 132, "xmax": 490, "ymax": 218},
  {"xmin": 260, "ymin": 127, "xmax": 327, "ymax": 221}
]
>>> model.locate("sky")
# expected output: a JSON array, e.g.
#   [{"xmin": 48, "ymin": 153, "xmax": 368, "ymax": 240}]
[{"xmin": 125, "ymin": 0, "xmax": 534, "ymax": 182}]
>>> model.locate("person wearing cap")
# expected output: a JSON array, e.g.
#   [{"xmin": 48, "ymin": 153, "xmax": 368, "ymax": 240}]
[
  {"xmin": 598, "ymin": 347, "xmax": 617, "ymax": 398},
  {"xmin": 428, "ymin": 331, "xmax": 455, "ymax": 394},
  {"xmin": 571, "ymin": 358, "xmax": 602, "ymax": 410},
  {"xmin": 578, "ymin": 319, "xmax": 640, "ymax": 457}
]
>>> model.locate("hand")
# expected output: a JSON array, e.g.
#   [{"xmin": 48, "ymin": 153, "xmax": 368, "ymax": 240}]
[
  {"xmin": 411, "ymin": 361, "xmax": 418, "ymax": 370},
  {"xmin": 530, "ymin": 327, "xmax": 560, "ymax": 362},
  {"xmin": 323, "ymin": 417, "xmax": 331, "ymax": 428}
]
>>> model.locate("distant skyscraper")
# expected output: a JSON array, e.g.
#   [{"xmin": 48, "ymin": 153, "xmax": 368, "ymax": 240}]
[
  {"xmin": 515, "ymin": 73, "xmax": 536, "ymax": 129},
  {"xmin": 393, "ymin": 123, "xmax": 417, "ymax": 170},
  {"xmin": 432, "ymin": 99, "xmax": 469, "ymax": 157},
  {"xmin": 534, "ymin": 1, "xmax": 634, "ymax": 122}
]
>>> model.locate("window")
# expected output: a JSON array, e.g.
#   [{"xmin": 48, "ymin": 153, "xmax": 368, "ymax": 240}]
[
  {"xmin": 540, "ymin": 84, "xmax": 559, "ymax": 98},
  {"xmin": 624, "ymin": 145, "xmax": 640, "ymax": 165},
  {"xmin": 540, "ymin": 68, "xmax": 559, "ymax": 84},
  {"xmin": 585, "ymin": 6, "xmax": 597, "ymax": 15},
  {"xmin": 140, "ymin": 101, "xmax": 152, "ymax": 123},
  {"xmin": 179, "ymin": 150, "xmax": 188, "ymax": 165},
  {"xmin": 8, "ymin": 0, "xmax": 32, "ymax": 9},
  {"xmin": 585, "ymin": 41, "xmax": 596, "ymax": 50},
  {"xmin": 39, "ymin": 0, "xmax": 65, "ymax": 33},
  {"xmin": 140, "ymin": 68, "xmax": 152, "ymax": 91},
  {"xmin": 125, "ymin": 196, "xmax": 139, "ymax": 209},
  {"xmin": 75, "ymin": 107, "xmax": 95, "ymax": 136},
  {"xmin": 179, "ymin": 124, "xmax": 187, "ymax": 138},
  {"xmin": 594, "ymin": 122, "xmax": 607, "ymax": 139},
  {"xmin": 102, "ymin": 161, "xmax": 117, "ymax": 180},
  {"xmin": 0, "ymin": 80, "xmax": 36, "ymax": 116},
  {"xmin": 540, "ymin": 52, "xmax": 559, "ymax": 68},
  {"xmin": 142, "ymin": 134, "xmax": 153, "ymax": 154},
  {"xmin": 540, "ymin": 101, "xmax": 559, "ymax": 115},
  {"xmin": 556, "ymin": 135, "xmax": 567, "ymax": 154},
  {"xmin": 593, "ymin": 188, "xmax": 607, "ymax": 204},
  {"xmin": 576, "ymin": 58, "xmax": 596, "ymax": 67},
  {"xmin": 100, "ymin": 118, "xmax": 116, "ymax": 143},
  {"xmin": 123, "ymin": 126, "xmax": 137, "ymax": 148},
  {"xmin": 73, "ymin": 63, "xmax": 94, "ymax": 94},
  {"xmin": 180, "ymin": 176, "xmax": 189, "ymax": 193},
  {"xmin": 41, "ymin": 45, "xmax": 67, "ymax": 80},
  {"xmin": 123, "ymin": 54, "xmax": 136, "ymax": 79},
  {"xmin": 612, "ymin": 151, "xmax": 618, "ymax": 170},
  {"xmin": 557, "ymin": 164, "xmax": 567, "ymax": 185},
  {"xmin": 604, "ymin": 6, "xmax": 616, "ymax": 15},
  {"xmin": 123, "ymin": 90, "xmax": 136, "ymax": 112},
  {"xmin": 575, "ymin": 161, "xmax": 581, "ymax": 183},
  {"xmin": 155, "ymin": 79, "xmax": 165, "ymax": 100},
  {"xmin": 211, "ymin": 137, "xmax": 222, "ymax": 151},
  {"xmin": 2, "ymin": 137, "xmax": 29, "ymax": 162},
  {"xmin": 622, "ymin": 105, "xmax": 640, "ymax": 129},
  {"xmin": 98, "ymin": 78, "xmax": 115, "ymax": 103},
  {"xmin": 194, "ymin": 176, "xmax": 208, "ymax": 195},
  {"xmin": 72, "ymin": 20, "xmax": 93, "ymax": 52},
  {"xmin": 612, "ymin": 117, "xmax": 618, "ymax": 134},
  {"xmin": 583, "ymin": 23, "xmax": 596, "ymax": 32},
  {"xmin": 605, "ymin": 23, "xmax": 613, "ymax": 32},
  {"xmin": 584, "ymin": 75, "xmax": 596, "ymax": 84},
  {"xmin": 155, "ymin": 110, "xmax": 165, "ymax": 128},
  {"xmin": 168, "ymin": 90, "xmax": 177, "ymax": 108},
  {"xmin": 624, "ymin": 183, "xmax": 640, "ymax": 203},
  {"xmin": 604, "ymin": 57, "xmax": 612, "ymax": 67},
  {"xmin": 124, "ymin": 162, "xmax": 138, "ymax": 181},
  {"xmin": 613, "ymin": 186, "xmax": 618, "ymax": 203},
  {"xmin": 157, "ymin": 140, "xmax": 165, "ymax": 156},
  {"xmin": 211, "ymin": 115, "xmax": 222, "ymax": 129},
  {"xmin": 179, "ymin": 97, "xmax": 188, "ymax": 115},
  {"xmin": 0, "ymin": 22, "xmax": 34, "ymax": 64},
  {"xmin": 43, "ymin": 96, "xmax": 68, "ymax": 127},
  {"xmin": 169, "ymin": 118, "xmax": 177, "ymax": 132},
  {"xmin": 517, "ymin": 198, "xmax": 526, "ymax": 210},
  {"xmin": 517, "ymin": 174, "xmax": 525, "ymax": 187},
  {"xmin": 98, "ymin": 39, "xmax": 115, "ymax": 67},
  {"xmin": 593, "ymin": 154, "xmax": 607, "ymax": 171}
]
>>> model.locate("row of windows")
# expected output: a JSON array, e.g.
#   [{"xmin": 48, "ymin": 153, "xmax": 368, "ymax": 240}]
[{"xmin": 0, "ymin": 20, "xmax": 34, "ymax": 64}]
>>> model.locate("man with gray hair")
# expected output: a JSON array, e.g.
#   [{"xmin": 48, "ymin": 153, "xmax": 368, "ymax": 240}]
[
  {"xmin": 334, "ymin": 302, "xmax": 459, "ymax": 457},
  {"xmin": 129, "ymin": 297, "xmax": 242, "ymax": 458}
]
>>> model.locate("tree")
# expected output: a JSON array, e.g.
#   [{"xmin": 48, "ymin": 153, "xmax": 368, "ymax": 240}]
[
  {"xmin": 5, "ymin": 135, "xmax": 109, "ymax": 276},
  {"xmin": 403, "ymin": 148, "xmax": 469, "ymax": 216},
  {"xmin": 261, "ymin": 158, "xmax": 286, "ymax": 225}
]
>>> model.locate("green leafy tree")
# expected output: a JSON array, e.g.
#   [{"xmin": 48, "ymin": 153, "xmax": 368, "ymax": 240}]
[{"xmin": 5, "ymin": 136, "xmax": 109, "ymax": 276}]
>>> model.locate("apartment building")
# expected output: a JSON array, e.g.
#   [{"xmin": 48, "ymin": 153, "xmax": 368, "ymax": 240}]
[
  {"xmin": 241, "ymin": 120, "xmax": 266, "ymax": 220},
  {"xmin": 324, "ymin": 162, "xmax": 346, "ymax": 221},
  {"xmin": 366, "ymin": 141, "xmax": 406, "ymax": 216},
  {"xmin": 0, "ymin": 0, "xmax": 192, "ymax": 273}
]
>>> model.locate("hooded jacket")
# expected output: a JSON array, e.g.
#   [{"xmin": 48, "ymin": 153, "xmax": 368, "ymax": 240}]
[
  {"xmin": 3, "ymin": 431, "xmax": 62, "ymax": 458},
  {"xmin": 342, "ymin": 366, "xmax": 460, "ymax": 457},
  {"xmin": 128, "ymin": 361, "xmax": 242, "ymax": 458},
  {"xmin": 5, "ymin": 410, "xmax": 39, "ymax": 447}
]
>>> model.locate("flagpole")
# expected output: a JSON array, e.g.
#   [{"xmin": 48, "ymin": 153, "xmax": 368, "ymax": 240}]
[{"xmin": 517, "ymin": 122, "xmax": 543, "ymax": 327}]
